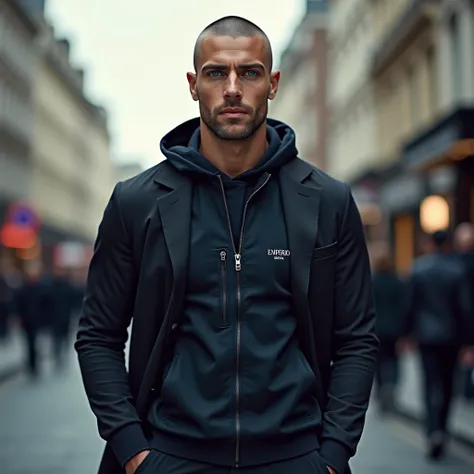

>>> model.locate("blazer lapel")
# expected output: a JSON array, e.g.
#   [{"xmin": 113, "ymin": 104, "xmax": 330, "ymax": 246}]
[
  {"xmin": 154, "ymin": 163, "xmax": 192, "ymax": 323},
  {"xmin": 135, "ymin": 163, "xmax": 192, "ymax": 415},
  {"xmin": 280, "ymin": 160, "xmax": 321, "ymax": 332}
]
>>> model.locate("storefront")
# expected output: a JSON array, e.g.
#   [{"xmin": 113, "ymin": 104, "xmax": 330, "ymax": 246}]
[
  {"xmin": 374, "ymin": 106, "xmax": 474, "ymax": 275},
  {"xmin": 39, "ymin": 223, "xmax": 93, "ymax": 270},
  {"xmin": 0, "ymin": 198, "xmax": 93, "ymax": 270},
  {"xmin": 349, "ymin": 170, "xmax": 385, "ymax": 243},
  {"xmin": 402, "ymin": 106, "xmax": 474, "ymax": 226},
  {"xmin": 378, "ymin": 165, "xmax": 426, "ymax": 276}
]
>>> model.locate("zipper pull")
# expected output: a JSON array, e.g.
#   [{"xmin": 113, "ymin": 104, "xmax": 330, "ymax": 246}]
[
  {"xmin": 234, "ymin": 253, "xmax": 241, "ymax": 271},
  {"xmin": 220, "ymin": 250, "xmax": 227, "ymax": 261}
]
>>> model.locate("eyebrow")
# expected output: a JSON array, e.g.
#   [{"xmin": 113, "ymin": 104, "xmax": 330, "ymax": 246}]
[
  {"xmin": 201, "ymin": 63, "xmax": 266, "ymax": 73},
  {"xmin": 201, "ymin": 64, "xmax": 227, "ymax": 73},
  {"xmin": 239, "ymin": 63, "xmax": 266, "ymax": 71}
]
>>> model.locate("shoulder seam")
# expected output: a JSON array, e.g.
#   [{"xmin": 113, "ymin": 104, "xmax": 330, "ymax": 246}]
[{"xmin": 114, "ymin": 182, "xmax": 131, "ymax": 241}]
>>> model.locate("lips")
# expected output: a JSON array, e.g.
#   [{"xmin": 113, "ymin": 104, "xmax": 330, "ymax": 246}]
[{"xmin": 220, "ymin": 107, "xmax": 247, "ymax": 115}]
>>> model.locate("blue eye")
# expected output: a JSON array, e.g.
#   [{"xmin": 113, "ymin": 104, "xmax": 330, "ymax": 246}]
[
  {"xmin": 245, "ymin": 70, "xmax": 259, "ymax": 77},
  {"xmin": 209, "ymin": 71, "xmax": 223, "ymax": 77}
]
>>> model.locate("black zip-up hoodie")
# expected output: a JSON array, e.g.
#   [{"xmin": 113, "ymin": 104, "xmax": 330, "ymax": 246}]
[{"xmin": 147, "ymin": 118, "xmax": 322, "ymax": 467}]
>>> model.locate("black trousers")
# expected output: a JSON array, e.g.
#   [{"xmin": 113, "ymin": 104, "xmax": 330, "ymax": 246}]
[
  {"xmin": 134, "ymin": 450, "xmax": 332, "ymax": 474},
  {"xmin": 22, "ymin": 326, "xmax": 39, "ymax": 376},
  {"xmin": 419, "ymin": 344, "xmax": 459, "ymax": 436},
  {"xmin": 375, "ymin": 337, "xmax": 399, "ymax": 391}
]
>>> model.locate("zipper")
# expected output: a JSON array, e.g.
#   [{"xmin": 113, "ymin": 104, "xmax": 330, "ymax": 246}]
[
  {"xmin": 220, "ymin": 250, "xmax": 228, "ymax": 326},
  {"xmin": 217, "ymin": 173, "xmax": 271, "ymax": 467}
]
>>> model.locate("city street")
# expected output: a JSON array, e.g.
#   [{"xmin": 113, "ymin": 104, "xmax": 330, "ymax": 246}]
[{"xmin": 1, "ymin": 354, "xmax": 473, "ymax": 474}]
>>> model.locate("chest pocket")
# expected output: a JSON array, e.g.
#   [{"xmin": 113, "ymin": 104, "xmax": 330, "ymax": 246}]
[{"xmin": 312, "ymin": 241, "xmax": 338, "ymax": 260}]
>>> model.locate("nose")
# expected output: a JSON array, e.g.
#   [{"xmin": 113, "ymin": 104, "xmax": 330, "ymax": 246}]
[{"xmin": 223, "ymin": 71, "xmax": 243, "ymax": 100}]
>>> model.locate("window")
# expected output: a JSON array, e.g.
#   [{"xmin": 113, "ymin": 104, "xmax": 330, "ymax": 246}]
[
  {"xmin": 426, "ymin": 46, "xmax": 438, "ymax": 115},
  {"xmin": 449, "ymin": 14, "xmax": 463, "ymax": 101},
  {"xmin": 408, "ymin": 66, "xmax": 419, "ymax": 129}
]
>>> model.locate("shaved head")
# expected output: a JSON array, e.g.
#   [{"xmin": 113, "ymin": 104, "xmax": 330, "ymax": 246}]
[{"xmin": 193, "ymin": 16, "xmax": 273, "ymax": 71}]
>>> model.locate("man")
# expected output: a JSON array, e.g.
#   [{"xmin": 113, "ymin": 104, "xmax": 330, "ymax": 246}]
[
  {"xmin": 76, "ymin": 16, "xmax": 378, "ymax": 474},
  {"xmin": 370, "ymin": 242, "xmax": 405, "ymax": 413},
  {"xmin": 15, "ymin": 260, "xmax": 48, "ymax": 378},
  {"xmin": 46, "ymin": 265, "xmax": 77, "ymax": 371},
  {"xmin": 405, "ymin": 230, "xmax": 474, "ymax": 460},
  {"xmin": 453, "ymin": 223, "xmax": 474, "ymax": 399}
]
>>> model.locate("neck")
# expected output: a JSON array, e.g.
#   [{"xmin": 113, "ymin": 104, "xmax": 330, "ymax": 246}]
[{"xmin": 199, "ymin": 121, "xmax": 268, "ymax": 178}]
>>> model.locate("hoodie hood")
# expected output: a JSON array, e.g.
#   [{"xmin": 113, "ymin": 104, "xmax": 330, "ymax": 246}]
[{"xmin": 160, "ymin": 117, "xmax": 298, "ymax": 180}]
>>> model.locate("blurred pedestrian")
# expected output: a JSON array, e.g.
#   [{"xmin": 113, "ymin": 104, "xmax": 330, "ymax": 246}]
[
  {"xmin": 371, "ymin": 243, "xmax": 405, "ymax": 412},
  {"xmin": 75, "ymin": 15, "xmax": 378, "ymax": 474},
  {"xmin": 46, "ymin": 265, "xmax": 77, "ymax": 372},
  {"xmin": 405, "ymin": 230, "xmax": 474, "ymax": 460},
  {"xmin": 0, "ymin": 257, "xmax": 13, "ymax": 341},
  {"xmin": 14, "ymin": 260, "xmax": 49, "ymax": 379},
  {"xmin": 454, "ymin": 222, "xmax": 474, "ymax": 400}
]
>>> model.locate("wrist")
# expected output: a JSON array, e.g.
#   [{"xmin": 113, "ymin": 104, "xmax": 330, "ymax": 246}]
[{"xmin": 125, "ymin": 450, "xmax": 150, "ymax": 474}]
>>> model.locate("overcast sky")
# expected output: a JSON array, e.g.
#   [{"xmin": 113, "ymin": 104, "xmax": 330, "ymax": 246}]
[{"xmin": 45, "ymin": 0, "xmax": 305, "ymax": 167}]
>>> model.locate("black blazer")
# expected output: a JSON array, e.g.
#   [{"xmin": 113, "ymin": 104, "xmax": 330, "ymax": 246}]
[{"xmin": 75, "ymin": 158, "xmax": 378, "ymax": 474}]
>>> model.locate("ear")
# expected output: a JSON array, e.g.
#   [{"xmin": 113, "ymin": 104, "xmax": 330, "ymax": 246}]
[
  {"xmin": 268, "ymin": 70, "xmax": 281, "ymax": 101},
  {"xmin": 187, "ymin": 72, "xmax": 198, "ymax": 101}
]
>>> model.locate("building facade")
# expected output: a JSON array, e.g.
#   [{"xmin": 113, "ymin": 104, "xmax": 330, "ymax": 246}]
[
  {"xmin": 367, "ymin": 0, "xmax": 474, "ymax": 274},
  {"xmin": 0, "ymin": 0, "xmax": 37, "ymax": 225},
  {"xmin": 269, "ymin": 0, "xmax": 329, "ymax": 170},
  {"xmin": 369, "ymin": 0, "xmax": 443, "ymax": 273},
  {"xmin": 325, "ymin": 0, "xmax": 383, "ymax": 236},
  {"xmin": 30, "ymin": 19, "xmax": 113, "ymax": 252},
  {"xmin": 114, "ymin": 160, "xmax": 145, "ymax": 184},
  {"xmin": 326, "ymin": 0, "xmax": 377, "ymax": 181}
]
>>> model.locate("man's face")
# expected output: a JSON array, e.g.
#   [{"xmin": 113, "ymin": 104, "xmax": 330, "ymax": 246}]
[{"xmin": 187, "ymin": 35, "xmax": 280, "ymax": 141}]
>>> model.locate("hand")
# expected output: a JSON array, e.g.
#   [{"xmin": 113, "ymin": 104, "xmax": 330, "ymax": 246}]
[{"xmin": 125, "ymin": 450, "xmax": 150, "ymax": 474}]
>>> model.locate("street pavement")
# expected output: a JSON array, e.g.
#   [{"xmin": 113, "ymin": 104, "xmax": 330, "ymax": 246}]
[
  {"xmin": 0, "ymin": 328, "xmax": 51, "ymax": 383},
  {"xmin": 1, "ymin": 350, "xmax": 473, "ymax": 474},
  {"xmin": 396, "ymin": 352, "xmax": 474, "ymax": 446}
]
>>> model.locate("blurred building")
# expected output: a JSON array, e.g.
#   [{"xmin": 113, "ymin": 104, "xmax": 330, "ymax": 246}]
[
  {"xmin": 368, "ymin": 0, "xmax": 474, "ymax": 274},
  {"xmin": 326, "ymin": 0, "xmax": 381, "ymax": 237},
  {"xmin": 269, "ymin": 0, "xmax": 329, "ymax": 170},
  {"xmin": 0, "ymin": 0, "xmax": 38, "ymax": 226},
  {"xmin": 22, "ymin": 5, "xmax": 114, "ymax": 265},
  {"xmin": 19, "ymin": 0, "xmax": 45, "ymax": 14},
  {"xmin": 368, "ymin": 0, "xmax": 444, "ymax": 273},
  {"xmin": 114, "ymin": 160, "xmax": 145, "ymax": 184},
  {"xmin": 324, "ymin": 0, "xmax": 474, "ymax": 274}
]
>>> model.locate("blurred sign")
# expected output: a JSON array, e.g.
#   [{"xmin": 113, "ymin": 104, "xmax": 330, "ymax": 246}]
[
  {"xmin": 4, "ymin": 202, "xmax": 39, "ymax": 228},
  {"xmin": 7, "ymin": 204, "xmax": 38, "ymax": 228},
  {"xmin": 54, "ymin": 242, "xmax": 89, "ymax": 268},
  {"xmin": 0, "ymin": 202, "xmax": 39, "ymax": 249}
]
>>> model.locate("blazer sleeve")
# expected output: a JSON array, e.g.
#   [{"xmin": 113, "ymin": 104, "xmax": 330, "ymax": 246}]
[
  {"xmin": 319, "ymin": 186, "xmax": 379, "ymax": 474},
  {"xmin": 75, "ymin": 183, "xmax": 150, "ymax": 467}
]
